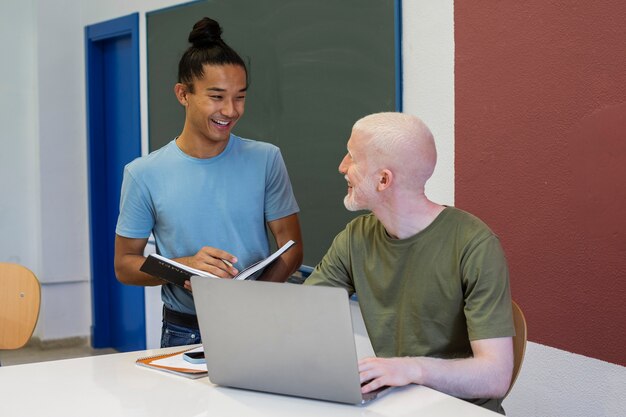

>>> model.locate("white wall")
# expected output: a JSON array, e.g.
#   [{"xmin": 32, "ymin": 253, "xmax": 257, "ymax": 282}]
[
  {"xmin": 402, "ymin": 0, "xmax": 455, "ymax": 206},
  {"xmin": 506, "ymin": 342, "xmax": 626, "ymax": 417},
  {"xmin": 0, "ymin": 1, "xmax": 41, "ymax": 272},
  {"xmin": 32, "ymin": 0, "xmax": 91, "ymax": 341},
  {"xmin": 1, "ymin": 0, "xmax": 623, "ymax": 416}
]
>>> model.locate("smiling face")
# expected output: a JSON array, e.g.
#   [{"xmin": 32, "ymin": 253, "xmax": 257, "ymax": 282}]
[
  {"xmin": 338, "ymin": 129, "xmax": 379, "ymax": 211},
  {"xmin": 176, "ymin": 64, "xmax": 247, "ymax": 155}
]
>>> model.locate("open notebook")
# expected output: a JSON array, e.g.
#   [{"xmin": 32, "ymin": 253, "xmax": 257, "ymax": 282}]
[{"xmin": 140, "ymin": 240, "xmax": 295, "ymax": 288}]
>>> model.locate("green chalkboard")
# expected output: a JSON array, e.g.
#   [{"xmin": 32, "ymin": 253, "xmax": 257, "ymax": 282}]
[{"xmin": 147, "ymin": 0, "xmax": 398, "ymax": 266}]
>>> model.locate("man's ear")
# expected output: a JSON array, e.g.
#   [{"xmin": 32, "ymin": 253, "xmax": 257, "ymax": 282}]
[
  {"xmin": 377, "ymin": 169, "xmax": 393, "ymax": 191},
  {"xmin": 174, "ymin": 83, "xmax": 189, "ymax": 107}
]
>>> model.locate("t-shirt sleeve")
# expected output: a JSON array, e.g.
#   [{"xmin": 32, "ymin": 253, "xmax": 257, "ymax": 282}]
[
  {"xmin": 115, "ymin": 166, "xmax": 155, "ymax": 239},
  {"xmin": 264, "ymin": 149, "xmax": 299, "ymax": 221},
  {"xmin": 461, "ymin": 234, "xmax": 515, "ymax": 341},
  {"xmin": 304, "ymin": 226, "xmax": 355, "ymax": 295}
]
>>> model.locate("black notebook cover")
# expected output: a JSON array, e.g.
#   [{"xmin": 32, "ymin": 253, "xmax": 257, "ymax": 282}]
[{"xmin": 140, "ymin": 255, "xmax": 198, "ymax": 288}]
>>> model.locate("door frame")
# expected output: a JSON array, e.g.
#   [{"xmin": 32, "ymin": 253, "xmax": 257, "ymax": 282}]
[{"xmin": 85, "ymin": 13, "xmax": 144, "ymax": 349}]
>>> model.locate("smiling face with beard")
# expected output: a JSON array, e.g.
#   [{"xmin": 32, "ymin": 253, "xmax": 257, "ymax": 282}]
[{"xmin": 338, "ymin": 130, "xmax": 379, "ymax": 212}]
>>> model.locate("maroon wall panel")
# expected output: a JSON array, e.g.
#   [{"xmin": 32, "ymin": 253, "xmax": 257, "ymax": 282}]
[{"xmin": 455, "ymin": 0, "xmax": 626, "ymax": 365}]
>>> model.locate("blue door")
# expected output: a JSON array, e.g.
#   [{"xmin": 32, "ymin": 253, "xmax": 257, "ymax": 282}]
[{"xmin": 85, "ymin": 13, "xmax": 145, "ymax": 351}]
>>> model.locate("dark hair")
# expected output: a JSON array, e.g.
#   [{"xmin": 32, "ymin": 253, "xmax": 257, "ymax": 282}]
[{"xmin": 178, "ymin": 17, "xmax": 247, "ymax": 92}]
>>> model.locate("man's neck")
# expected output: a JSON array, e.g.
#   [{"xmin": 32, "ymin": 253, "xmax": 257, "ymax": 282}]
[
  {"xmin": 373, "ymin": 193, "xmax": 445, "ymax": 240},
  {"xmin": 176, "ymin": 132, "xmax": 229, "ymax": 159}
]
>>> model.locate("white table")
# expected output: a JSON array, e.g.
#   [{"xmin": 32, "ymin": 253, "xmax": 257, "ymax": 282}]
[{"xmin": 0, "ymin": 347, "xmax": 499, "ymax": 417}]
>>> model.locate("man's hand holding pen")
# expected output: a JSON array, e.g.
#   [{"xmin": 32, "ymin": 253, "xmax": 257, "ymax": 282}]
[{"xmin": 175, "ymin": 246, "xmax": 238, "ymax": 291}]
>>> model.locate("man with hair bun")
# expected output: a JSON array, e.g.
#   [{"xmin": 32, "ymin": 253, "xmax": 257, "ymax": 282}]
[
  {"xmin": 305, "ymin": 112, "xmax": 514, "ymax": 414},
  {"xmin": 114, "ymin": 17, "xmax": 302, "ymax": 348}
]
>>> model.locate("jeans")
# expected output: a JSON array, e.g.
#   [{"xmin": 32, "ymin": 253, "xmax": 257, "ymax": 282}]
[{"xmin": 160, "ymin": 320, "xmax": 202, "ymax": 348}]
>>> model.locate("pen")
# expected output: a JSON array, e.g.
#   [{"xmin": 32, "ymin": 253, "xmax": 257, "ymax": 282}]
[{"xmin": 221, "ymin": 258, "xmax": 233, "ymax": 268}]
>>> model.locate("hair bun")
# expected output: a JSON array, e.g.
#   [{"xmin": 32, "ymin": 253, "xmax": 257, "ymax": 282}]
[{"xmin": 188, "ymin": 17, "xmax": 223, "ymax": 47}]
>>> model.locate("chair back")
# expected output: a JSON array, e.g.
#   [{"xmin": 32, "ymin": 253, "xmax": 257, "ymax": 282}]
[
  {"xmin": 0, "ymin": 263, "xmax": 41, "ymax": 350},
  {"xmin": 505, "ymin": 300, "xmax": 527, "ymax": 397}
]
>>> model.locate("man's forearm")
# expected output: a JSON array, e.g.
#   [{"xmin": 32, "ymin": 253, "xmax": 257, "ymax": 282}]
[
  {"xmin": 258, "ymin": 243, "xmax": 303, "ymax": 282},
  {"xmin": 359, "ymin": 337, "xmax": 513, "ymax": 399},
  {"xmin": 114, "ymin": 254, "xmax": 165, "ymax": 287},
  {"xmin": 262, "ymin": 214, "xmax": 303, "ymax": 282},
  {"xmin": 411, "ymin": 353, "xmax": 512, "ymax": 399}
]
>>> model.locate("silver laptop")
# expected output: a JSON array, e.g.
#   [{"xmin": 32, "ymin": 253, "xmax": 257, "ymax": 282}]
[{"xmin": 191, "ymin": 277, "xmax": 390, "ymax": 404}]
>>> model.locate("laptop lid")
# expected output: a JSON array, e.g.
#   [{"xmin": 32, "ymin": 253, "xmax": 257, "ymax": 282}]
[{"xmin": 191, "ymin": 278, "xmax": 368, "ymax": 404}]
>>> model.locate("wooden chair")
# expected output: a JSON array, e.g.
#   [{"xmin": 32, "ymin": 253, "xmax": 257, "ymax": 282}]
[
  {"xmin": 505, "ymin": 300, "xmax": 528, "ymax": 397},
  {"xmin": 0, "ymin": 263, "xmax": 41, "ymax": 364}
]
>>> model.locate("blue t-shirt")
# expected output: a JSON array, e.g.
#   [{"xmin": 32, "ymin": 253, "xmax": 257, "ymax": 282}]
[{"xmin": 116, "ymin": 135, "xmax": 299, "ymax": 314}]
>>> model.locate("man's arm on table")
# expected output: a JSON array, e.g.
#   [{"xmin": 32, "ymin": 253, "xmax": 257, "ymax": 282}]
[
  {"xmin": 114, "ymin": 234, "xmax": 238, "ymax": 288},
  {"xmin": 358, "ymin": 337, "xmax": 514, "ymax": 399},
  {"xmin": 258, "ymin": 213, "xmax": 303, "ymax": 282}
]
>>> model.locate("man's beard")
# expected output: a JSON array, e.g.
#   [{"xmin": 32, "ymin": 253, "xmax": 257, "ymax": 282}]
[
  {"xmin": 343, "ymin": 193, "xmax": 361, "ymax": 211},
  {"xmin": 343, "ymin": 176, "xmax": 377, "ymax": 211}
]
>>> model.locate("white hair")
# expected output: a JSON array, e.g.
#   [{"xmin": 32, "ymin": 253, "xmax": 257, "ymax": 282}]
[{"xmin": 352, "ymin": 112, "xmax": 437, "ymax": 190}]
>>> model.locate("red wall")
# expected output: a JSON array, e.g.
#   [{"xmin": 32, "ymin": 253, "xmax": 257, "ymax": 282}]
[{"xmin": 455, "ymin": 0, "xmax": 626, "ymax": 365}]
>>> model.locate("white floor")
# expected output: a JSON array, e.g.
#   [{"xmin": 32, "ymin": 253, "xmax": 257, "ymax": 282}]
[{"xmin": 1, "ymin": 340, "xmax": 117, "ymax": 367}]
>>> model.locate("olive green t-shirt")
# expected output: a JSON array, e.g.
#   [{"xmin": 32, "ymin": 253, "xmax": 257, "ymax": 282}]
[{"xmin": 305, "ymin": 207, "xmax": 514, "ymax": 413}]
